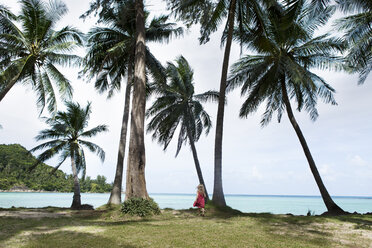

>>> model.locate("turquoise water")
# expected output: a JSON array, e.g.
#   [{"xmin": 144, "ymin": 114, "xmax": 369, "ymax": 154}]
[{"xmin": 0, "ymin": 192, "xmax": 371, "ymax": 215}]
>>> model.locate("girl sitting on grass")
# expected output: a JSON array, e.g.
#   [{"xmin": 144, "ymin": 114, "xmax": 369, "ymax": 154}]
[{"xmin": 193, "ymin": 184, "xmax": 206, "ymax": 216}]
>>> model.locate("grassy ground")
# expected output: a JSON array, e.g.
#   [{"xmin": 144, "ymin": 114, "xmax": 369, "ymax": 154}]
[{"xmin": 0, "ymin": 205, "xmax": 371, "ymax": 248}]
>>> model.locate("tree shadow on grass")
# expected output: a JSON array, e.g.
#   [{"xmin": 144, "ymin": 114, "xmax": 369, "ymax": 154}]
[
  {"xmin": 243, "ymin": 212, "xmax": 372, "ymax": 228},
  {"xmin": 0, "ymin": 216, "xmax": 157, "ymax": 247},
  {"xmin": 0, "ymin": 207, "xmax": 179, "ymax": 245},
  {"xmin": 20, "ymin": 230, "xmax": 137, "ymax": 248},
  {"xmin": 242, "ymin": 213, "xmax": 333, "ymax": 246},
  {"xmin": 332, "ymin": 214, "xmax": 372, "ymax": 230},
  {"xmin": 1, "ymin": 207, "xmax": 371, "ymax": 248},
  {"xmin": 243, "ymin": 212, "xmax": 372, "ymax": 246}
]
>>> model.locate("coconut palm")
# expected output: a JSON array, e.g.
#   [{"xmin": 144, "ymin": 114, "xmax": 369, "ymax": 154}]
[
  {"xmin": 84, "ymin": 0, "xmax": 158, "ymax": 201},
  {"xmin": 335, "ymin": 0, "xmax": 372, "ymax": 84},
  {"xmin": 0, "ymin": 0, "xmax": 83, "ymax": 114},
  {"xmin": 147, "ymin": 56, "xmax": 219, "ymax": 201},
  {"xmin": 167, "ymin": 0, "xmax": 263, "ymax": 206},
  {"xmin": 228, "ymin": 0, "xmax": 346, "ymax": 214},
  {"xmin": 124, "ymin": 0, "xmax": 147, "ymax": 200},
  {"xmin": 83, "ymin": 0, "xmax": 182, "ymax": 204},
  {"xmin": 30, "ymin": 101, "xmax": 108, "ymax": 208}
]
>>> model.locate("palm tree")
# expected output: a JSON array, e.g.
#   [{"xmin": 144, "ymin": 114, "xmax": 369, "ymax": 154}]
[
  {"xmin": 228, "ymin": 0, "xmax": 346, "ymax": 214},
  {"xmin": 167, "ymin": 0, "xmax": 262, "ymax": 206},
  {"xmin": 30, "ymin": 101, "xmax": 108, "ymax": 208},
  {"xmin": 124, "ymin": 0, "xmax": 148, "ymax": 200},
  {"xmin": 335, "ymin": 0, "xmax": 372, "ymax": 84},
  {"xmin": 0, "ymin": 0, "xmax": 83, "ymax": 114},
  {"xmin": 147, "ymin": 56, "xmax": 219, "ymax": 201},
  {"xmin": 83, "ymin": 0, "xmax": 183, "ymax": 205}
]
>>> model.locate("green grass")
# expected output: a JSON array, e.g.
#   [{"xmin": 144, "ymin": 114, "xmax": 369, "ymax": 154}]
[{"xmin": 0, "ymin": 206, "xmax": 371, "ymax": 248}]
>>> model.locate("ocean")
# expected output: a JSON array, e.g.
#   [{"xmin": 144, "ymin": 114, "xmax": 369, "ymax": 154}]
[{"xmin": 0, "ymin": 192, "xmax": 371, "ymax": 215}]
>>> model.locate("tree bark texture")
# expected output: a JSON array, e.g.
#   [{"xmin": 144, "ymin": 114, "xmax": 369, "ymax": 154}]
[
  {"xmin": 125, "ymin": 0, "xmax": 149, "ymax": 200},
  {"xmin": 280, "ymin": 79, "xmax": 345, "ymax": 214},
  {"xmin": 107, "ymin": 63, "xmax": 133, "ymax": 205},
  {"xmin": 70, "ymin": 147, "xmax": 82, "ymax": 208},
  {"xmin": 213, "ymin": 0, "xmax": 237, "ymax": 207}
]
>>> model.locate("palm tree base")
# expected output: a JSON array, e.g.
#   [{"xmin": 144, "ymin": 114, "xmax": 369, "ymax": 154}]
[
  {"xmin": 322, "ymin": 206, "xmax": 349, "ymax": 216},
  {"xmin": 70, "ymin": 193, "xmax": 81, "ymax": 209},
  {"xmin": 70, "ymin": 204, "xmax": 94, "ymax": 210},
  {"xmin": 107, "ymin": 194, "xmax": 122, "ymax": 205}
]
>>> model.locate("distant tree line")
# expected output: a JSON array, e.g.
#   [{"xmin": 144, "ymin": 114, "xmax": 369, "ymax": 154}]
[{"xmin": 0, "ymin": 144, "xmax": 112, "ymax": 193}]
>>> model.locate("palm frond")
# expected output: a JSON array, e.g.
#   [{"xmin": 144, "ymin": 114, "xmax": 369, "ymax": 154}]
[
  {"xmin": 78, "ymin": 139, "xmax": 106, "ymax": 162},
  {"xmin": 29, "ymin": 140, "xmax": 68, "ymax": 171},
  {"xmin": 80, "ymin": 125, "xmax": 109, "ymax": 138}
]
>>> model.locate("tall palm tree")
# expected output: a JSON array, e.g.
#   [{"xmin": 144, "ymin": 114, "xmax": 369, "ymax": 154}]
[
  {"xmin": 228, "ymin": 0, "xmax": 346, "ymax": 214},
  {"xmin": 83, "ymin": 0, "xmax": 182, "ymax": 205},
  {"xmin": 167, "ymin": 0, "xmax": 262, "ymax": 206},
  {"xmin": 124, "ymin": 0, "xmax": 148, "ymax": 200},
  {"xmin": 0, "ymin": 0, "xmax": 83, "ymax": 114},
  {"xmin": 30, "ymin": 101, "xmax": 108, "ymax": 208},
  {"xmin": 147, "ymin": 56, "xmax": 219, "ymax": 201},
  {"xmin": 335, "ymin": 0, "xmax": 372, "ymax": 84}
]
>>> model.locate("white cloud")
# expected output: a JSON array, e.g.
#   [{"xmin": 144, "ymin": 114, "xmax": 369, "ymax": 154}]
[
  {"xmin": 349, "ymin": 155, "xmax": 368, "ymax": 167},
  {"xmin": 319, "ymin": 164, "xmax": 336, "ymax": 181},
  {"xmin": 250, "ymin": 166, "xmax": 263, "ymax": 181},
  {"xmin": 319, "ymin": 164, "xmax": 330, "ymax": 175}
]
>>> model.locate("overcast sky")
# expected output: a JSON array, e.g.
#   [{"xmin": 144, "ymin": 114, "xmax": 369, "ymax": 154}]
[{"xmin": 0, "ymin": 0, "xmax": 371, "ymax": 196}]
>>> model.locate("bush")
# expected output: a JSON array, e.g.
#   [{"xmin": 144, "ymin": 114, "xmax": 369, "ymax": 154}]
[{"xmin": 122, "ymin": 197, "xmax": 160, "ymax": 217}]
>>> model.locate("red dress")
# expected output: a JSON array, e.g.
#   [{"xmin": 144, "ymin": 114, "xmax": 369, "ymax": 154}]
[{"xmin": 193, "ymin": 192, "xmax": 205, "ymax": 208}]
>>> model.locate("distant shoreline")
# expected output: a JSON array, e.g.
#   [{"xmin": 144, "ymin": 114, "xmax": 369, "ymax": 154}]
[
  {"xmin": 1, "ymin": 191, "xmax": 371, "ymax": 198},
  {"xmin": 0, "ymin": 189, "xmax": 57, "ymax": 193}
]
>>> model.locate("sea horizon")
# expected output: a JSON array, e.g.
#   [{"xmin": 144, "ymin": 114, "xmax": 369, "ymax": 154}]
[
  {"xmin": 2, "ymin": 191, "xmax": 371, "ymax": 198},
  {"xmin": 1, "ymin": 192, "xmax": 371, "ymax": 215},
  {"xmin": 149, "ymin": 193, "xmax": 372, "ymax": 198}
]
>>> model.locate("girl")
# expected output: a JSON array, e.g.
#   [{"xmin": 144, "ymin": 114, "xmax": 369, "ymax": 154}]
[{"xmin": 193, "ymin": 184, "xmax": 206, "ymax": 216}]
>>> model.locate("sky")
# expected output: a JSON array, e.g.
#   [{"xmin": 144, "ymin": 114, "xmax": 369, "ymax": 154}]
[{"xmin": 0, "ymin": 0, "xmax": 371, "ymax": 196}]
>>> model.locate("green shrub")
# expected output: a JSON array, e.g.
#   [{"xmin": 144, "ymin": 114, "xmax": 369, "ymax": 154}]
[{"xmin": 122, "ymin": 197, "xmax": 160, "ymax": 217}]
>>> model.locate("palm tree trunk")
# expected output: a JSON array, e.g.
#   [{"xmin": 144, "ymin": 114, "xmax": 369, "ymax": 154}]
[
  {"xmin": 125, "ymin": 0, "xmax": 149, "ymax": 200},
  {"xmin": 280, "ymin": 79, "xmax": 345, "ymax": 214},
  {"xmin": 70, "ymin": 147, "xmax": 81, "ymax": 209},
  {"xmin": 107, "ymin": 62, "xmax": 133, "ymax": 205},
  {"xmin": 213, "ymin": 0, "xmax": 237, "ymax": 207},
  {"xmin": 0, "ymin": 74, "xmax": 19, "ymax": 102},
  {"xmin": 186, "ymin": 128, "xmax": 210, "ymax": 201}
]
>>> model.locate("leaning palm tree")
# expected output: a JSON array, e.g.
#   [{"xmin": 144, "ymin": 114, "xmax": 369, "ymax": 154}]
[
  {"xmin": 83, "ymin": 0, "xmax": 183, "ymax": 205},
  {"xmin": 30, "ymin": 101, "xmax": 108, "ymax": 208},
  {"xmin": 228, "ymin": 0, "xmax": 346, "ymax": 214},
  {"xmin": 0, "ymin": 0, "xmax": 83, "ymax": 114},
  {"xmin": 335, "ymin": 0, "xmax": 372, "ymax": 84},
  {"xmin": 147, "ymin": 56, "xmax": 219, "ymax": 201},
  {"xmin": 167, "ymin": 0, "xmax": 263, "ymax": 206}
]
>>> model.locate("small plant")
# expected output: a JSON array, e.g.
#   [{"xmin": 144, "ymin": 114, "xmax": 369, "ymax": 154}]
[
  {"xmin": 307, "ymin": 209, "xmax": 315, "ymax": 216},
  {"xmin": 122, "ymin": 197, "xmax": 160, "ymax": 217}
]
